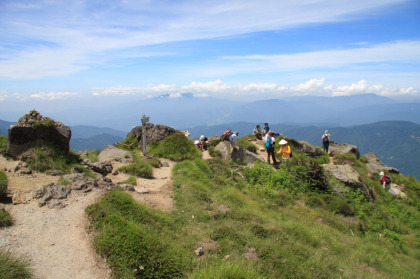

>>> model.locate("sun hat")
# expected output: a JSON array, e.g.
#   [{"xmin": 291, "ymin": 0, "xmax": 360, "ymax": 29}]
[
  {"xmin": 279, "ymin": 139, "xmax": 288, "ymax": 145},
  {"xmin": 379, "ymin": 171, "xmax": 384, "ymax": 176},
  {"xmin": 200, "ymin": 135, "xmax": 205, "ymax": 140},
  {"xmin": 194, "ymin": 140, "xmax": 200, "ymax": 145}
]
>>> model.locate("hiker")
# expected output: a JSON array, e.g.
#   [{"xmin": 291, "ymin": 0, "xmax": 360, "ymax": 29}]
[
  {"xmin": 253, "ymin": 125, "xmax": 263, "ymax": 140},
  {"xmin": 182, "ymin": 130, "xmax": 191, "ymax": 137},
  {"xmin": 266, "ymin": 132, "xmax": 277, "ymax": 165},
  {"xmin": 263, "ymin": 123, "xmax": 271, "ymax": 136},
  {"xmin": 379, "ymin": 171, "xmax": 391, "ymax": 189},
  {"xmin": 229, "ymin": 132, "xmax": 239, "ymax": 148},
  {"xmin": 322, "ymin": 130, "xmax": 331, "ymax": 153},
  {"xmin": 276, "ymin": 139, "xmax": 292, "ymax": 163},
  {"xmin": 222, "ymin": 129, "xmax": 232, "ymax": 141},
  {"xmin": 199, "ymin": 135, "xmax": 209, "ymax": 151},
  {"xmin": 194, "ymin": 140, "xmax": 202, "ymax": 150}
]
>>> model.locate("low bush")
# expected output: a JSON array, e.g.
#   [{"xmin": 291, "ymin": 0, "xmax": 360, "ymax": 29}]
[
  {"xmin": 121, "ymin": 176, "xmax": 137, "ymax": 186},
  {"xmin": 118, "ymin": 157, "xmax": 153, "ymax": 178},
  {"xmin": 237, "ymin": 137, "xmax": 257, "ymax": 153},
  {"xmin": 208, "ymin": 145, "xmax": 222, "ymax": 158},
  {"xmin": 0, "ymin": 209, "xmax": 12, "ymax": 227},
  {"xmin": 0, "ymin": 171, "xmax": 7, "ymax": 197},
  {"xmin": 148, "ymin": 133, "xmax": 201, "ymax": 161},
  {"xmin": 0, "ymin": 249, "xmax": 33, "ymax": 278},
  {"xmin": 82, "ymin": 150, "xmax": 100, "ymax": 162},
  {"xmin": 117, "ymin": 135, "xmax": 138, "ymax": 151}
]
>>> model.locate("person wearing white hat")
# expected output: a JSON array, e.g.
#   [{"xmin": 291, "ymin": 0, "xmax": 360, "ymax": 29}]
[
  {"xmin": 379, "ymin": 171, "xmax": 391, "ymax": 189},
  {"xmin": 276, "ymin": 139, "xmax": 292, "ymax": 163},
  {"xmin": 199, "ymin": 135, "xmax": 209, "ymax": 151}
]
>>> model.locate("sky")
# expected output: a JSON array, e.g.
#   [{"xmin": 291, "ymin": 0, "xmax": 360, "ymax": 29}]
[{"xmin": 1, "ymin": 0, "xmax": 420, "ymax": 120}]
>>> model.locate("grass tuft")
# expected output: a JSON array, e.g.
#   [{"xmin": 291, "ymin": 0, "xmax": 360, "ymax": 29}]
[{"xmin": 0, "ymin": 249, "xmax": 33, "ymax": 278}]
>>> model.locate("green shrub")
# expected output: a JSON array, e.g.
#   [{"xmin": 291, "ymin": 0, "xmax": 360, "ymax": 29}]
[
  {"xmin": 0, "ymin": 136, "xmax": 7, "ymax": 154},
  {"xmin": 237, "ymin": 137, "xmax": 257, "ymax": 153},
  {"xmin": 148, "ymin": 133, "xmax": 201, "ymax": 161},
  {"xmin": 0, "ymin": 209, "xmax": 12, "ymax": 227},
  {"xmin": 0, "ymin": 171, "xmax": 7, "ymax": 197},
  {"xmin": 117, "ymin": 136, "xmax": 138, "ymax": 151},
  {"xmin": 22, "ymin": 145, "xmax": 83, "ymax": 174},
  {"xmin": 83, "ymin": 150, "xmax": 100, "ymax": 162},
  {"xmin": 119, "ymin": 160, "xmax": 153, "ymax": 178},
  {"xmin": 208, "ymin": 146, "xmax": 222, "ymax": 158},
  {"xmin": 0, "ymin": 249, "xmax": 33, "ymax": 278},
  {"xmin": 121, "ymin": 176, "xmax": 137, "ymax": 186},
  {"xmin": 188, "ymin": 261, "xmax": 264, "ymax": 279}
]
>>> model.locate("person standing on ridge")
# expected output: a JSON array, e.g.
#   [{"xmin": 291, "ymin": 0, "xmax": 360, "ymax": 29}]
[
  {"xmin": 266, "ymin": 132, "xmax": 277, "ymax": 165},
  {"xmin": 277, "ymin": 139, "xmax": 292, "ymax": 163},
  {"xmin": 322, "ymin": 130, "xmax": 331, "ymax": 153},
  {"xmin": 379, "ymin": 171, "xmax": 392, "ymax": 189}
]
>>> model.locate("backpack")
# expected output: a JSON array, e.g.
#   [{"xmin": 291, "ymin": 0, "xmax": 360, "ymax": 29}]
[
  {"xmin": 384, "ymin": 175, "xmax": 391, "ymax": 184},
  {"xmin": 222, "ymin": 129, "xmax": 232, "ymax": 141},
  {"xmin": 323, "ymin": 135, "xmax": 330, "ymax": 144},
  {"xmin": 265, "ymin": 137, "xmax": 273, "ymax": 148}
]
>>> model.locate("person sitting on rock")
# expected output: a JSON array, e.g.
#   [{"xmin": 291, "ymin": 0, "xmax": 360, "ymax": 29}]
[
  {"xmin": 263, "ymin": 123, "xmax": 271, "ymax": 137},
  {"xmin": 379, "ymin": 171, "xmax": 391, "ymax": 189},
  {"xmin": 199, "ymin": 135, "xmax": 209, "ymax": 151},
  {"xmin": 277, "ymin": 139, "xmax": 292, "ymax": 163},
  {"xmin": 253, "ymin": 125, "xmax": 263, "ymax": 140},
  {"xmin": 229, "ymin": 132, "xmax": 239, "ymax": 149}
]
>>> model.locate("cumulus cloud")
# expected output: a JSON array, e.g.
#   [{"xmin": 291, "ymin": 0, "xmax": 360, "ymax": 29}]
[
  {"xmin": 30, "ymin": 91, "xmax": 78, "ymax": 100},
  {"xmin": 81, "ymin": 79, "xmax": 420, "ymax": 99}
]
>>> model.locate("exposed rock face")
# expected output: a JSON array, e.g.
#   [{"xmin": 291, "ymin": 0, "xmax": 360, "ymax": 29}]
[
  {"xmin": 6, "ymin": 110, "xmax": 71, "ymax": 158},
  {"xmin": 81, "ymin": 159, "xmax": 113, "ymax": 176},
  {"xmin": 97, "ymin": 145, "xmax": 132, "ymax": 163},
  {"xmin": 324, "ymin": 164, "xmax": 374, "ymax": 200},
  {"xmin": 297, "ymin": 141, "xmax": 325, "ymax": 157},
  {"xmin": 329, "ymin": 141, "xmax": 360, "ymax": 159},
  {"xmin": 363, "ymin": 152, "xmax": 400, "ymax": 174},
  {"xmin": 215, "ymin": 141, "xmax": 263, "ymax": 164},
  {"xmin": 126, "ymin": 123, "xmax": 178, "ymax": 148}
]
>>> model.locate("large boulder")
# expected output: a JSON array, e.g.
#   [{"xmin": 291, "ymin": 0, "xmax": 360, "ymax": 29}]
[
  {"xmin": 297, "ymin": 141, "xmax": 324, "ymax": 157},
  {"xmin": 6, "ymin": 110, "xmax": 71, "ymax": 158},
  {"xmin": 324, "ymin": 164, "xmax": 374, "ymax": 200},
  {"xmin": 215, "ymin": 141, "xmax": 263, "ymax": 164},
  {"xmin": 363, "ymin": 152, "xmax": 399, "ymax": 174},
  {"xmin": 329, "ymin": 141, "xmax": 360, "ymax": 159},
  {"xmin": 97, "ymin": 145, "xmax": 132, "ymax": 163},
  {"xmin": 126, "ymin": 123, "xmax": 178, "ymax": 148}
]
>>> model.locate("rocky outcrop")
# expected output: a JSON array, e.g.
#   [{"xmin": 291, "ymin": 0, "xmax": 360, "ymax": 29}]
[
  {"xmin": 297, "ymin": 141, "xmax": 325, "ymax": 157},
  {"xmin": 126, "ymin": 123, "xmax": 178, "ymax": 148},
  {"xmin": 215, "ymin": 141, "xmax": 263, "ymax": 164},
  {"xmin": 329, "ymin": 141, "xmax": 360, "ymax": 159},
  {"xmin": 324, "ymin": 164, "xmax": 374, "ymax": 200},
  {"xmin": 81, "ymin": 159, "xmax": 113, "ymax": 176},
  {"xmin": 6, "ymin": 110, "xmax": 71, "ymax": 158},
  {"xmin": 363, "ymin": 152, "xmax": 399, "ymax": 174},
  {"xmin": 97, "ymin": 145, "xmax": 132, "ymax": 163}
]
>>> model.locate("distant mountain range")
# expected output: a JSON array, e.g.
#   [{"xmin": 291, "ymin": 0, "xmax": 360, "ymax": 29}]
[{"xmin": 1, "ymin": 93, "xmax": 419, "ymax": 131}]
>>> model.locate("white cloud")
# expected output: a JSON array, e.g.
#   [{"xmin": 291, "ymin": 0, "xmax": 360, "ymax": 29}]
[
  {"xmin": 30, "ymin": 91, "xmax": 78, "ymax": 100},
  {"xmin": 0, "ymin": 0, "xmax": 409, "ymax": 79}
]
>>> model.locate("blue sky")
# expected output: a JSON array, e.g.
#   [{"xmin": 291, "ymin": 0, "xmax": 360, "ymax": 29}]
[{"xmin": 1, "ymin": 0, "xmax": 420, "ymax": 115}]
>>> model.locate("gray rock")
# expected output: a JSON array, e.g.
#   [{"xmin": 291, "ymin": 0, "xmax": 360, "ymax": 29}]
[
  {"xmin": 97, "ymin": 145, "xmax": 131, "ymax": 163},
  {"xmin": 51, "ymin": 185, "xmax": 70, "ymax": 199},
  {"xmin": 215, "ymin": 142, "xmax": 263, "ymax": 164},
  {"xmin": 49, "ymin": 170, "xmax": 64, "ymax": 176},
  {"xmin": 329, "ymin": 141, "xmax": 360, "ymax": 159},
  {"xmin": 136, "ymin": 187, "xmax": 150, "ymax": 194},
  {"xmin": 126, "ymin": 123, "xmax": 178, "ymax": 148},
  {"xmin": 161, "ymin": 161, "xmax": 170, "ymax": 167},
  {"xmin": 119, "ymin": 184, "xmax": 136, "ymax": 192},
  {"xmin": 82, "ymin": 159, "xmax": 113, "ymax": 176},
  {"xmin": 363, "ymin": 152, "xmax": 400, "ymax": 174},
  {"xmin": 97, "ymin": 177, "xmax": 116, "ymax": 190},
  {"xmin": 38, "ymin": 188, "xmax": 54, "ymax": 207},
  {"xmin": 324, "ymin": 164, "xmax": 374, "ymax": 200},
  {"xmin": 297, "ymin": 141, "xmax": 324, "ymax": 157},
  {"xmin": 32, "ymin": 186, "xmax": 45, "ymax": 199},
  {"xmin": 6, "ymin": 110, "xmax": 71, "ymax": 158}
]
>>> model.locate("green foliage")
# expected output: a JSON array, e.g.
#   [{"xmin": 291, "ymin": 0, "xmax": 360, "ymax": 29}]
[
  {"xmin": 82, "ymin": 149, "xmax": 100, "ymax": 162},
  {"xmin": 148, "ymin": 133, "xmax": 201, "ymax": 161},
  {"xmin": 0, "ymin": 171, "xmax": 7, "ymax": 197},
  {"xmin": 208, "ymin": 146, "xmax": 222, "ymax": 158},
  {"xmin": 0, "ymin": 135, "xmax": 7, "ymax": 154},
  {"xmin": 23, "ymin": 145, "xmax": 85, "ymax": 175},
  {"xmin": 0, "ymin": 249, "xmax": 33, "ymax": 278},
  {"xmin": 117, "ymin": 135, "xmax": 138, "ymax": 151},
  {"xmin": 237, "ymin": 137, "xmax": 257, "ymax": 153},
  {"xmin": 118, "ymin": 153, "xmax": 153, "ymax": 178},
  {"xmin": 121, "ymin": 176, "xmax": 137, "ymax": 186},
  {"xmin": 33, "ymin": 117, "xmax": 55, "ymax": 129},
  {"xmin": 188, "ymin": 261, "xmax": 265, "ymax": 279},
  {"xmin": 86, "ymin": 190, "xmax": 191, "ymax": 278},
  {"xmin": 0, "ymin": 209, "xmax": 12, "ymax": 227}
]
